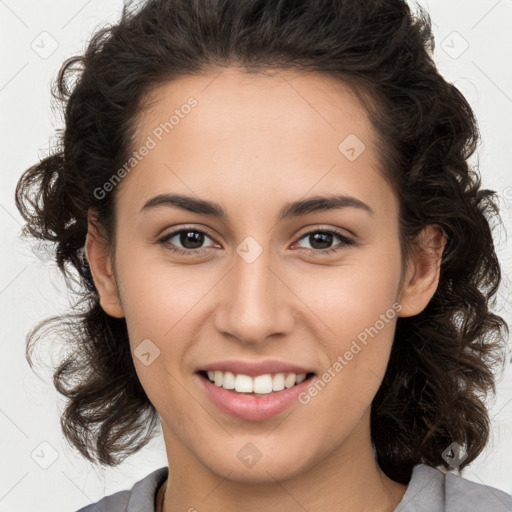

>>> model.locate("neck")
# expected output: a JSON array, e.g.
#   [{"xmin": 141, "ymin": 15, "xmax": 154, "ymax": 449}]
[{"xmin": 161, "ymin": 409, "xmax": 408, "ymax": 512}]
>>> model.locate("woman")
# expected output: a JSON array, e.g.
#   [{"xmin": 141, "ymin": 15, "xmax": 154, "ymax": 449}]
[{"xmin": 15, "ymin": 0, "xmax": 511, "ymax": 510}]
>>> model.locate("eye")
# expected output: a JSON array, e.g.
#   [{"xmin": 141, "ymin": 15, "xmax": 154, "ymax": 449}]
[
  {"xmin": 158, "ymin": 226, "xmax": 354, "ymax": 257},
  {"xmin": 158, "ymin": 227, "xmax": 217, "ymax": 256},
  {"xmin": 293, "ymin": 228, "xmax": 354, "ymax": 255}
]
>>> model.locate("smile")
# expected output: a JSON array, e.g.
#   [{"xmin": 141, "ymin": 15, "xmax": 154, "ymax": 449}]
[
  {"xmin": 201, "ymin": 370, "xmax": 314, "ymax": 394},
  {"xmin": 196, "ymin": 370, "xmax": 316, "ymax": 421}
]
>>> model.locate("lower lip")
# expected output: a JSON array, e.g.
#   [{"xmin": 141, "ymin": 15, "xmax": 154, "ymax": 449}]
[{"xmin": 196, "ymin": 372, "xmax": 314, "ymax": 421}]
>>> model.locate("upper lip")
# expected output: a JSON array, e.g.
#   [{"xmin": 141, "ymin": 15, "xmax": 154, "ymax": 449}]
[{"xmin": 198, "ymin": 359, "xmax": 316, "ymax": 377}]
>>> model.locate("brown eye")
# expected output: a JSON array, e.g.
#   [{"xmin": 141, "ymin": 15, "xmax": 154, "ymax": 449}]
[
  {"xmin": 158, "ymin": 227, "xmax": 217, "ymax": 255},
  {"xmin": 295, "ymin": 229, "xmax": 354, "ymax": 254}
]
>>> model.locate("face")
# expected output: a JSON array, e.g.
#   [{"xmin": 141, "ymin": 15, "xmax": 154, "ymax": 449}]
[{"xmin": 87, "ymin": 67, "xmax": 443, "ymax": 484}]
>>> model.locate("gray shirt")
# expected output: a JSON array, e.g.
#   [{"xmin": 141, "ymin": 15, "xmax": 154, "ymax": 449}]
[{"xmin": 75, "ymin": 463, "xmax": 512, "ymax": 511}]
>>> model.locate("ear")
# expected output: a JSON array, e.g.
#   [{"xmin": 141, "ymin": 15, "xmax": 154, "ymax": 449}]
[
  {"xmin": 397, "ymin": 224, "xmax": 446, "ymax": 318},
  {"xmin": 85, "ymin": 211, "xmax": 125, "ymax": 318}
]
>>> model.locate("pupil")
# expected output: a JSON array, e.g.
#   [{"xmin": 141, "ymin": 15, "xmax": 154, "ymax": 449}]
[
  {"xmin": 311, "ymin": 232, "xmax": 332, "ymax": 249},
  {"xmin": 181, "ymin": 231, "xmax": 203, "ymax": 249}
]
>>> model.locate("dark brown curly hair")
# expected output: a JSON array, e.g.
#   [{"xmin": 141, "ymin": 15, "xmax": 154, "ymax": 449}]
[{"xmin": 15, "ymin": 0, "xmax": 509, "ymax": 484}]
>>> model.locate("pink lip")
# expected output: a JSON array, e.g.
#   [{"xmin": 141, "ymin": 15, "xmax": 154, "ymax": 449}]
[
  {"xmin": 198, "ymin": 359, "xmax": 315, "ymax": 377},
  {"xmin": 196, "ymin": 372, "xmax": 314, "ymax": 421}
]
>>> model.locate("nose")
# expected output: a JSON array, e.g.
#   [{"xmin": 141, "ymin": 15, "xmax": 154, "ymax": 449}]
[{"xmin": 213, "ymin": 244, "xmax": 295, "ymax": 346}]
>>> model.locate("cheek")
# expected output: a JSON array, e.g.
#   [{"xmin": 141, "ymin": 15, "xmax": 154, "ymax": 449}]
[
  {"xmin": 115, "ymin": 244, "xmax": 210, "ymax": 343},
  {"xmin": 293, "ymin": 248, "xmax": 402, "ymax": 338},
  {"xmin": 296, "ymin": 250, "xmax": 402, "ymax": 405}
]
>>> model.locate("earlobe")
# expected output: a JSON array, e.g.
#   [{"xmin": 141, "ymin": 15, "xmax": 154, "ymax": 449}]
[
  {"xmin": 397, "ymin": 224, "xmax": 446, "ymax": 318},
  {"xmin": 85, "ymin": 215, "xmax": 125, "ymax": 319}
]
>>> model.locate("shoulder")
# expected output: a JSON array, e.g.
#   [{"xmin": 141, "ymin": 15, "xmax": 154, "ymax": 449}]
[
  {"xmin": 394, "ymin": 463, "xmax": 512, "ymax": 512},
  {"xmin": 74, "ymin": 466, "xmax": 168, "ymax": 512},
  {"xmin": 445, "ymin": 468, "xmax": 512, "ymax": 511}
]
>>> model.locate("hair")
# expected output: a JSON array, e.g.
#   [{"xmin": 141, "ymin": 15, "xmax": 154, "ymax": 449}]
[{"xmin": 15, "ymin": 0, "xmax": 508, "ymax": 484}]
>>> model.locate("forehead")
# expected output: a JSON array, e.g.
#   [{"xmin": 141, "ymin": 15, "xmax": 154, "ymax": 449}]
[
  {"xmin": 116, "ymin": 67, "xmax": 395, "ymax": 220},
  {"xmin": 136, "ymin": 67, "xmax": 374, "ymax": 149}
]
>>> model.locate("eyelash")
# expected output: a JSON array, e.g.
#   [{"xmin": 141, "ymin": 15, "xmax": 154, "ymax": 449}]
[{"xmin": 157, "ymin": 226, "xmax": 354, "ymax": 256}]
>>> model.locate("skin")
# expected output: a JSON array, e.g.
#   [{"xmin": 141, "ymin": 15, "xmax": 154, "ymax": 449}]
[{"xmin": 86, "ymin": 67, "xmax": 445, "ymax": 512}]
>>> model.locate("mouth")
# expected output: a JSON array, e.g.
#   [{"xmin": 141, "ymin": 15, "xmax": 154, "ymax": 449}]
[
  {"xmin": 196, "ymin": 370, "xmax": 316, "ymax": 396},
  {"xmin": 196, "ymin": 369, "xmax": 317, "ymax": 421}
]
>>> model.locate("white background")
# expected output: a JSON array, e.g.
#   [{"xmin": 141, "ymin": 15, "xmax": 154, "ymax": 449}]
[{"xmin": 1, "ymin": 1, "xmax": 511, "ymax": 510}]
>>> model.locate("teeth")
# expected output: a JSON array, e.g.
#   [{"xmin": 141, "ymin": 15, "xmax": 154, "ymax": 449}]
[{"xmin": 205, "ymin": 370, "xmax": 308, "ymax": 394}]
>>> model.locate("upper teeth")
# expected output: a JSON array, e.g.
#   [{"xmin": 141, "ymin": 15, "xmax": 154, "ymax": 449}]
[{"xmin": 206, "ymin": 370, "xmax": 308, "ymax": 394}]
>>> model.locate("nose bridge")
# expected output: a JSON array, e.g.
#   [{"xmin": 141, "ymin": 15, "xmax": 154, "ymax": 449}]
[{"xmin": 214, "ymin": 238, "xmax": 293, "ymax": 343}]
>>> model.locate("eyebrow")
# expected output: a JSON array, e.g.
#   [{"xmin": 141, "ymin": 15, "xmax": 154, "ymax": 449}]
[{"xmin": 140, "ymin": 193, "xmax": 374, "ymax": 220}]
